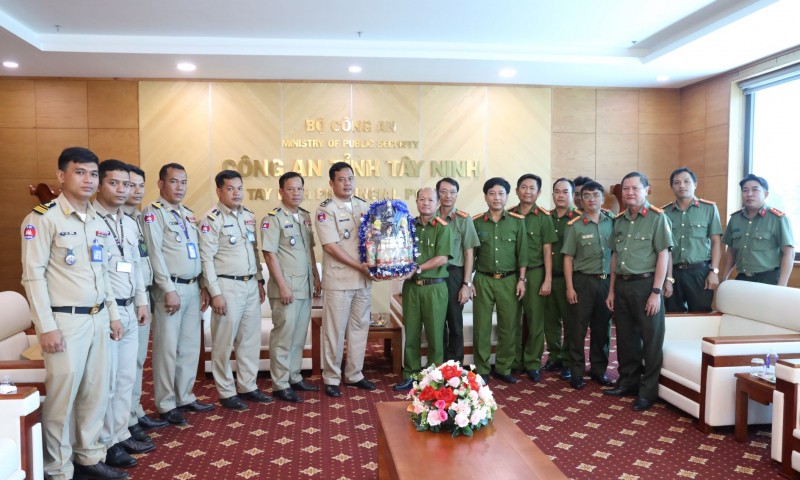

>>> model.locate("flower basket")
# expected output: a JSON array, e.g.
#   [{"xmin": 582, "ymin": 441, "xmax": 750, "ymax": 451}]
[
  {"xmin": 358, "ymin": 199, "xmax": 419, "ymax": 280},
  {"xmin": 406, "ymin": 361, "xmax": 497, "ymax": 438}
]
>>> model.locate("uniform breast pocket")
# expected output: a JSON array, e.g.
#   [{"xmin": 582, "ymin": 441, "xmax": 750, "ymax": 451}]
[
  {"xmin": 753, "ymin": 231, "xmax": 774, "ymax": 250},
  {"xmin": 579, "ymin": 236, "xmax": 600, "ymax": 255},
  {"xmin": 691, "ymin": 223, "xmax": 709, "ymax": 238},
  {"xmin": 504, "ymin": 234, "xmax": 517, "ymax": 245},
  {"xmin": 54, "ymin": 235, "xmax": 84, "ymax": 264},
  {"xmin": 632, "ymin": 233, "xmax": 653, "ymax": 254}
]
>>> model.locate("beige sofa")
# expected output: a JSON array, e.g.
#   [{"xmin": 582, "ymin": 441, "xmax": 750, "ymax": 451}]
[
  {"xmin": 659, "ymin": 280, "xmax": 800, "ymax": 433},
  {"xmin": 0, "ymin": 291, "xmax": 45, "ymax": 394}
]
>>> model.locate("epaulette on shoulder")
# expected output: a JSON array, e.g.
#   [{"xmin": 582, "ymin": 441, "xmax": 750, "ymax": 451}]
[
  {"xmin": 567, "ymin": 216, "xmax": 581, "ymax": 226},
  {"xmin": 207, "ymin": 208, "xmax": 220, "ymax": 221},
  {"xmin": 320, "ymin": 199, "xmax": 332, "ymax": 207},
  {"xmin": 268, "ymin": 207, "xmax": 281, "ymax": 216},
  {"xmin": 602, "ymin": 208, "xmax": 615, "ymax": 218},
  {"xmin": 242, "ymin": 206, "xmax": 253, "ymax": 214},
  {"xmin": 151, "ymin": 201, "xmax": 162, "ymax": 210},
  {"xmin": 299, "ymin": 206, "xmax": 310, "ymax": 214},
  {"xmin": 455, "ymin": 209, "xmax": 469, "ymax": 218},
  {"xmin": 769, "ymin": 207, "xmax": 785, "ymax": 217},
  {"xmin": 434, "ymin": 216, "xmax": 448, "ymax": 227},
  {"xmin": 661, "ymin": 202, "xmax": 673, "ymax": 210},
  {"xmin": 472, "ymin": 213, "xmax": 483, "ymax": 220},
  {"xmin": 699, "ymin": 198, "xmax": 716, "ymax": 205},
  {"xmin": 614, "ymin": 211, "xmax": 625, "ymax": 219},
  {"xmin": 508, "ymin": 211, "xmax": 525, "ymax": 220},
  {"xmin": 574, "ymin": 208, "xmax": 583, "ymax": 215},
  {"xmin": 184, "ymin": 206, "xmax": 194, "ymax": 213},
  {"xmin": 649, "ymin": 205, "xmax": 664, "ymax": 214},
  {"xmin": 32, "ymin": 200, "xmax": 56, "ymax": 215},
  {"xmin": 353, "ymin": 195, "xmax": 366, "ymax": 202},
  {"xmin": 539, "ymin": 208, "xmax": 551, "ymax": 216}
]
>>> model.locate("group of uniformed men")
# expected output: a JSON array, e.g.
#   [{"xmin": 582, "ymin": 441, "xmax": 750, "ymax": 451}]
[{"xmin": 20, "ymin": 146, "xmax": 795, "ymax": 480}]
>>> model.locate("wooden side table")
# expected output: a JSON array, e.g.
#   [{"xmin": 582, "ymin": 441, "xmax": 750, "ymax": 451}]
[
  {"xmin": 734, "ymin": 372, "xmax": 776, "ymax": 442},
  {"xmin": 312, "ymin": 313, "xmax": 403, "ymax": 376}
]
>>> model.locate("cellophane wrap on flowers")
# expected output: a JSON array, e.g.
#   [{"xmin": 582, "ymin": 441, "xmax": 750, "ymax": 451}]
[
  {"xmin": 406, "ymin": 361, "xmax": 497, "ymax": 438},
  {"xmin": 359, "ymin": 199, "xmax": 419, "ymax": 280}
]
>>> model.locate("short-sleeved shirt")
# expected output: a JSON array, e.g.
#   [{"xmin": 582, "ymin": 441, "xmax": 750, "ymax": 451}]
[
  {"xmin": 261, "ymin": 203, "xmax": 316, "ymax": 299},
  {"xmin": 94, "ymin": 201, "xmax": 147, "ymax": 307},
  {"xmin": 199, "ymin": 202, "xmax": 264, "ymax": 298},
  {"xmin": 548, "ymin": 207, "xmax": 581, "ymax": 272},
  {"xmin": 722, "ymin": 206, "xmax": 794, "ymax": 274},
  {"xmin": 473, "ymin": 210, "xmax": 528, "ymax": 274},
  {"xmin": 314, "ymin": 195, "xmax": 370, "ymax": 290},
  {"xmin": 509, "ymin": 204, "xmax": 557, "ymax": 269},
  {"xmin": 123, "ymin": 206, "xmax": 154, "ymax": 288},
  {"xmin": 413, "ymin": 216, "xmax": 451, "ymax": 279},
  {"xmin": 562, "ymin": 211, "xmax": 614, "ymax": 275},
  {"xmin": 611, "ymin": 202, "xmax": 674, "ymax": 275},
  {"xmin": 662, "ymin": 198, "xmax": 722, "ymax": 265},
  {"xmin": 141, "ymin": 196, "xmax": 202, "ymax": 292},
  {"xmin": 437, "ymin": 207, "xmax": 480, "ymax": 267}
]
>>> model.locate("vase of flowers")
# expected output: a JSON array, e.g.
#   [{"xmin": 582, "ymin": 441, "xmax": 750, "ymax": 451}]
[{"xmin": 406, "ymin": 361, "xmax": 497, "ymax": 438}]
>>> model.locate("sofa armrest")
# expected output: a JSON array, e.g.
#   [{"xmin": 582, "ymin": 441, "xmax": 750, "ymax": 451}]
[
  {"xmin": 775, "ymin": 359, "xmax": 800, "ymax": 476},
  {"xmin": 702, "ymin": 334, "xmax": 800, "ymax": 357},
  {"xmin": 664, "ymin": 313, "xmax": 721, "ymax": 341}
]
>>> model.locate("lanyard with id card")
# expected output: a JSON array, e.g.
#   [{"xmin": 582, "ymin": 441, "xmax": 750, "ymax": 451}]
[
  {"xmin": 102, "ymin": 214, "xmax": 132, "ymax": 272},
  {"xmin": 171, "ymin": 210, "xmax": 198, "ymax": 259}
]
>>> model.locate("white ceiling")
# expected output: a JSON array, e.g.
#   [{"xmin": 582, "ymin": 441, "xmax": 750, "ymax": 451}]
[{"xmin": 1, "ymin": 0, "xmax": 799, "ymax": 88}]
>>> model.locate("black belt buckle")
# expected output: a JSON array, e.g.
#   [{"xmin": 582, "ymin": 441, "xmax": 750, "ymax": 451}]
[{"xmin": 89, "ymin": 305, "xmax": 100, "ymax": 315}]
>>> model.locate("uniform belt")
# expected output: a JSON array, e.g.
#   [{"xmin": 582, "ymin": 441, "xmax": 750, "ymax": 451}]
[
  {"xmin": 742, "ymin": 267, "xmax": 780, "ymax": 277},
  {"xmin": 410, "ymin": 277, "xmax": 446, "ymax": 286},
  {"xmin": 171, "ymin": 276, "xmax": 198, "ymax": 285},
  {"xmin": 576, "ymin": 272, "xmax": 608, "ymax": 280},
  {"xmin": 477, "ymin": 271, "xmax": 516, "ymax": 279},
  {"xmin": 526, "ymin": 265, "xmax": 544, "ymax": 270},
  {"xmin": 617, "ymin": 272, "xmax": 654, "ymax": 281},
  {"xmin": 674, "ymin": 261, "xmax": 709, "ymax": 270},
  {"xmin": 52, "ymin": 304, "xmax": 105, "ymax": 315},
  {"xmin": 218, "ymin": 274, "xmax": 255, "ymax": 282},
  {"xmin": 116, "ymin": 297, "xmax": 134, "ymax": 307}
]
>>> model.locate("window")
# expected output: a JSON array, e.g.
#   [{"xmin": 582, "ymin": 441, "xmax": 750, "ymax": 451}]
[{"xmin": 741, "ymin": 66, "xmax": 800, "ymax": 259}]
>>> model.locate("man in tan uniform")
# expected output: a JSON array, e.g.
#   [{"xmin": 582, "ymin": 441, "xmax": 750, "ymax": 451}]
[
  {"xmin": 142, "ymin": 163, "xmax": 213, "ymax": 426},
  {"xmin": 21, "ymin": 147, "xmax": 126, "ymax": 480},
  {"xmin": 314, "ymin": 162, "xmax": 375, "ymax": 397},
  {"xmin": 200, "ymin": 170, "xmax": 270, "ymax": 411},
  {"xmin": 123, "ymin": 165, "xmax": 168, "ymax": 443},
  {"xmin": 94, "ymin": 160, "xmax": 155, "ymax": 469},
  {"xmin": 262, "ymin": 172, "xmax": 321, "ymax": 403}
]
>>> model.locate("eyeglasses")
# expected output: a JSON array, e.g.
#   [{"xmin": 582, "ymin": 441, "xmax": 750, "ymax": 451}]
[{"xmin": 581, "ymin": 193, "xmax": 603, "ymax": 200}]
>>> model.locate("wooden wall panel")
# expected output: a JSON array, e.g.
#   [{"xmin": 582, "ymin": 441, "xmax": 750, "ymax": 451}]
[
  {"xmin": 639, "ymin": 90, "xmax": 679, "ymax": 135},
  {"xmin": 552, "ymin": 88, "xmax": 595, "ymax": 133},
  {"xmin": 0, "ymin": 80, "xmax": 35, "ymax": 128},
  {"xmin": 596, "ymin": 89, "xmax": 638, "ymax": 134},
  {"xmin": 36, "ymin": 129, "xmax": 89, "ymax": 179},
  {"xmin": 596, "ymin": 133, "xmax": 638, "ymax": 181},
  {"xmin": 88, "ymin": 81, "xmax": 139, "ymax": 129},
  {"xmin": 35, "ymin": 81, "xmax": 88, "ymax": 129},
  {"xmin": 0, "ymin": 129, "xmax": 37, "ymax": 178},
  {"xmin": 704, "ymin": 124, "xmax": 729, "ymax": 177},
  {"xmin": 705, "ymin": 77, "xmax": 732, "ymax": 129},
  {"xmin": 679, "ymin": 130, "xmax": 705, "ymax": 177},
  {"xmin": 680, "ymin": 83, "xmax": 705, "ymax": 134},
  {"xmin": 639, "ymin": 134, "xmax": 679, "ymax": 180},
  {"xmin": 88, "ymin": 128, "xmax": 140, "ymax": 164},
  {"xmin": 700, "ymin": 174, "xmax": 728, "ymax": 221},
  {"xmin": 551, "ymin": 132, "xmax": 596, "ymax": 180}
]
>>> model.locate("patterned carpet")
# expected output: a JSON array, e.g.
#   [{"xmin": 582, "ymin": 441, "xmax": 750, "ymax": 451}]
[{"xmin": 125, "ymin": 340, "xmax": 784, "ymax": 480}]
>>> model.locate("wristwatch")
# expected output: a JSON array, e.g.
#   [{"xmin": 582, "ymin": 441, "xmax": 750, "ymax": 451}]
[
  {"xmin": 462, "ymin": 282, "xmax": 472, "ymax": 288},
  {"xmin": 518, "ymin": 277, "xmax": 527, "ymax": 283},
  {"xmin": 652, "ymin": 287, "xmax": 662, "ymax": 295},
  {"xmin": 416, "ymin": 267, "xmax": 423, "ymax": 275},
  {"xmin": 665, "ymin": 276, "xmax": 675, "ymax": 284},
  {"xmin": 710, "ymin": 267, "xmax": 719, "ymax": 274}
]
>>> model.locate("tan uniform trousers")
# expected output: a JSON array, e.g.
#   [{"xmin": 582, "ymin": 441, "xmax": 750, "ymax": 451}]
[
  {"xmin": 269, "ymin": 296, "xmax": 311, "ymax": 390},
  {"xmin": 151, "ymin": 282, "xmax": 201, "ymax": 413},
  {"xmin": 211, "ymin": 277, "xmax": 261, "ymax": 399},
  {"xmin": 321, "ymin": 288, "xmax": 370, "ymax": 385},
  {"xmin": 43, "ymin": 311, "xmax": 111, "ymax": 480},
  {"xmin": 129, "ymin": 314, "xmax": 150, "ymax": 426},
  {"xmin": 101, "ymin": 303, "xmax": 137, "ymax": 447}
]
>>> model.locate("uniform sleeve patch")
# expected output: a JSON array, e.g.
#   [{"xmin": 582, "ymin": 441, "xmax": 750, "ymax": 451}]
[
  {"xmin": 200, "ymin": 223, "xmax": 211, "ymax": 234},
  {"xmin": 143, "ymin": 212, "xmax": 155, "ymax": 224},
  {"xmin": 23, "ymin": 224, "xmax": 36, "ymax": 240},
  {"xmin": 317, "ymin": 211, "xmax": 327, "ymax": 222},
  {"xmin": 261, "ymin": 220, "xmax": 270, "ymax": 231}
]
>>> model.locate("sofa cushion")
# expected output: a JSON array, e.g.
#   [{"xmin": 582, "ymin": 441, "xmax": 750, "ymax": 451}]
[
  {"xmin": 662, "ymin": 339, "xmax": 702, "ymax": 387},
  {"xmin": 0, "ymin": 332, "xmax": 30, "ymax": 361},
  {"xmin": 718, "ymin": 314, "xmax": 797, "ymax": 336},
  {"xmin": 716, "ymin": 280, "xmax": 800, "ymax": 331}
]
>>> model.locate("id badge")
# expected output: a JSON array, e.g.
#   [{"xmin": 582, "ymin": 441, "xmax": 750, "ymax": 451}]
[
  {"xmin": 91, "ymin": 242, "xmax": 103, "ymax": 263},
  {"xmin": 187, "ymin": 242, "xmax": 198, "ymax": 259},
  {"xmin": 247, "ymin": 231, "xmax": 256, "ymax": 243},
  {"xmin": 116, "ymin": 261, "xmax": 133, "ymax": 273},
  {"xmin": 138, "ymin": 240, "xmax": 148, "ymax": 257}
]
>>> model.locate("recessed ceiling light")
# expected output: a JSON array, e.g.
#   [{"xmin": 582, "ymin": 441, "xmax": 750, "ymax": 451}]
[
  {"xmin": 348, "ymin": 65, "xmax": 362, "ymax": 74},
  {"xmin": 177, "ymin": 62, "xmax": 196, "ymax": 72},
  {"xmin": 3, "ymin": 61, "xmax": 19, "ymax": 69},
  {"xmin": 499, "ymin": 68, "xmax": 517, "ymax": 78},
  {"xmin": 657, "ymin": 75, "xmax": 670, "ymax": 82}
]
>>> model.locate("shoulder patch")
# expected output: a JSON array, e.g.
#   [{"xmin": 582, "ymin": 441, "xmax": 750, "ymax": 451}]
[
  {"xmin": 455, "ymin": 209, "xmax": 469, "ymax": 218},
  {"xmin": 269, "ymin": 207, "xmax": 281, "ymax": 216},
  {"xmin": 698, "ymin": 198, "xmax": 716, "ymax": 205},
  {"xmin": 602, "ymin": 209, "xmax": 615, "ymax": 219},
  {"xmin": 507, "ymin": 211, "xmax": 525, "ymax": 220},
  {"xmin": 649, "ymin": 205, "xmax": 664, "ymax": 214},
  {"xmin": 320, "ymin": 199, "xmax": 332, "ymax": 207},
  {"xmin": 661, "ymin": 202, "xmax": 673, "ymax": 210},
  {"xmin": 434, "ymin": 216, "xmax": 448, "ymax": 226},
  {"xmin": 567, "ymin": 216, "xmax": 581, "ymax": 226},
  {"xmin": 769, "ymin": 207, "xmax": 785, "ymax": 217},
  {"xmin": 32, "ymin": 200, "xmax": 56, "ymax": 215},
  {"xmin": 151, "ymin": 201, "xmax": 162, "ymax": 210}
]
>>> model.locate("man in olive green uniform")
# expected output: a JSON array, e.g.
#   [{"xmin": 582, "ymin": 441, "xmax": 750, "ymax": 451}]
[
  {"xmin": 142, "ymin": 163, "xmax": 213, "ymax": 426},
  {"xmin": 263, "ymin": 172, "xmax": 321, "ymax": 403},
  {"xmin": 663, "ymin": 168, "xmax": 723, "ymax": 313},
  {"xmin": 573, "ymin": 176, "xmax": 593, "ymax": 211},
  {"xmin": 200, "ymin": 170, "xmax": 270, "ymax": 411},
  {"xmin": 604, "ymin": 172, "xmax": 673, "ymax": 412},
  {"xmin": 472, "ymin": 177, "xmax": 528, "ymax": 383},
  {"xmin": 562, "ymin": 181, "xmax": 614, "ymax": 390},
  {"xmin": 124, "ymin": 165, "xmax": 168, "ymax": 443},
  {"xmin": 542, "ymin": 178, "xmax": 580, "ymax": 380},
  {"xmin": 315, "ymin": 162, "xmax": 375, "ymax": 397},
  {"xmin": 394, "ymin": 188, "xmax": 451, "ymax": 391},
  {"xmin": 21, "ymin": 147, "xmax": 126, "ymax": 480},
  {"xmin": 509, "ymin": 174, "xmax": 556, "ymax": 383},
  {"xmin": 435, "ymin": 177, "xmax": 480, "ymax": 364},
  {"xmin": 722, "ymin": 174, "xmax": 794, "ymax": 286}
]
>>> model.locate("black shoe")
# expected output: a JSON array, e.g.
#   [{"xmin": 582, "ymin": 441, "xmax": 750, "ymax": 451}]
[
  {"xmin": 632, "ymin": 397, "xmax": 654, "ymax": 411},
  {"xmin": 542, "ymin": 360, "xmax": 562, "ymax": 372},
  {"xmin": 118, "ymin": 437, "xmax": 155, "ymax": 454},
  {"xmin": 274, "ymin": 388, "xmax": 303, "ymax": 403},
  {"xmin": 240, "ymin": 389, "xmax": 272, "ymax": 403},
  {"xmin": 290, "ymin": 380, "xmax": 320, "ymax": 392},
  {"xmin": 490, "ymin": 371, "xmax": 519, "ymax": 384},
  {"xmin": 345, "ymin": 378, "xmax": 377, "ymax": 390},
  {"xmin": 137, "ymin": 415, "xmax": 168, "ymax": 431},
  {"xmin": 569, "ymin": 376, "xmax": 586, "ymax": 390},
  {"xmin": 220, "ymin": 395, "xmax": 248, "ymax": 411},
  {"xmin": 559, "ymin": 367, "xmax": 572, "ymax": 380},
  {"xmin": 511, "ymin": 368, "xmax": 524, "ymax": 375},
  {"xmin": 178, "ymin": 400, "xmax": 215, "ymax": 413},
  {"xmin": 325, "ymin": 385, "xmax": 341, "ymax": 397},
  {"xmin": 104, "ymin": 445, "xmax": 137, "ymax": 468},
  {"xmin": 128, "ymin": 424, "xmax": 152, "ymax": 444},
  {"xmin": 159, "ymin": 409, "xmax": 187, "ymax": 426},
  {"xmin": 393, "ymin": 378, "xmax": 414, "ymax": 391},
  {"xmin": 602, "ymin": 386, "xmax": 639, "ymax": 397},
  {"xmin": 590, "ymin": 373, "xmax": 614, "ymax": 387},
  {"xmin": 74, "ymin": 461, "xmax": 129, "ymax": 479},
  {"xmin": 526, "ymin": 369, "xmax": 541, "ymax": 382}
]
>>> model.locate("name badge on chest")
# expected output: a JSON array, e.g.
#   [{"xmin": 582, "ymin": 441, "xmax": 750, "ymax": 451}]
[
  {"xmin": 91, "ymin": 240, "xmax": 103, "ymax": 263},
  {"xmin": 247, "ymin": 231, "xmax": 256, "ymax": 243},
  {"xmin": 116, "ymin": 261, "xmax": 133, "ymax": 273},
  {"xmin": 187, "ymin": 242, "xmax": 198, "ymax": 259}
]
